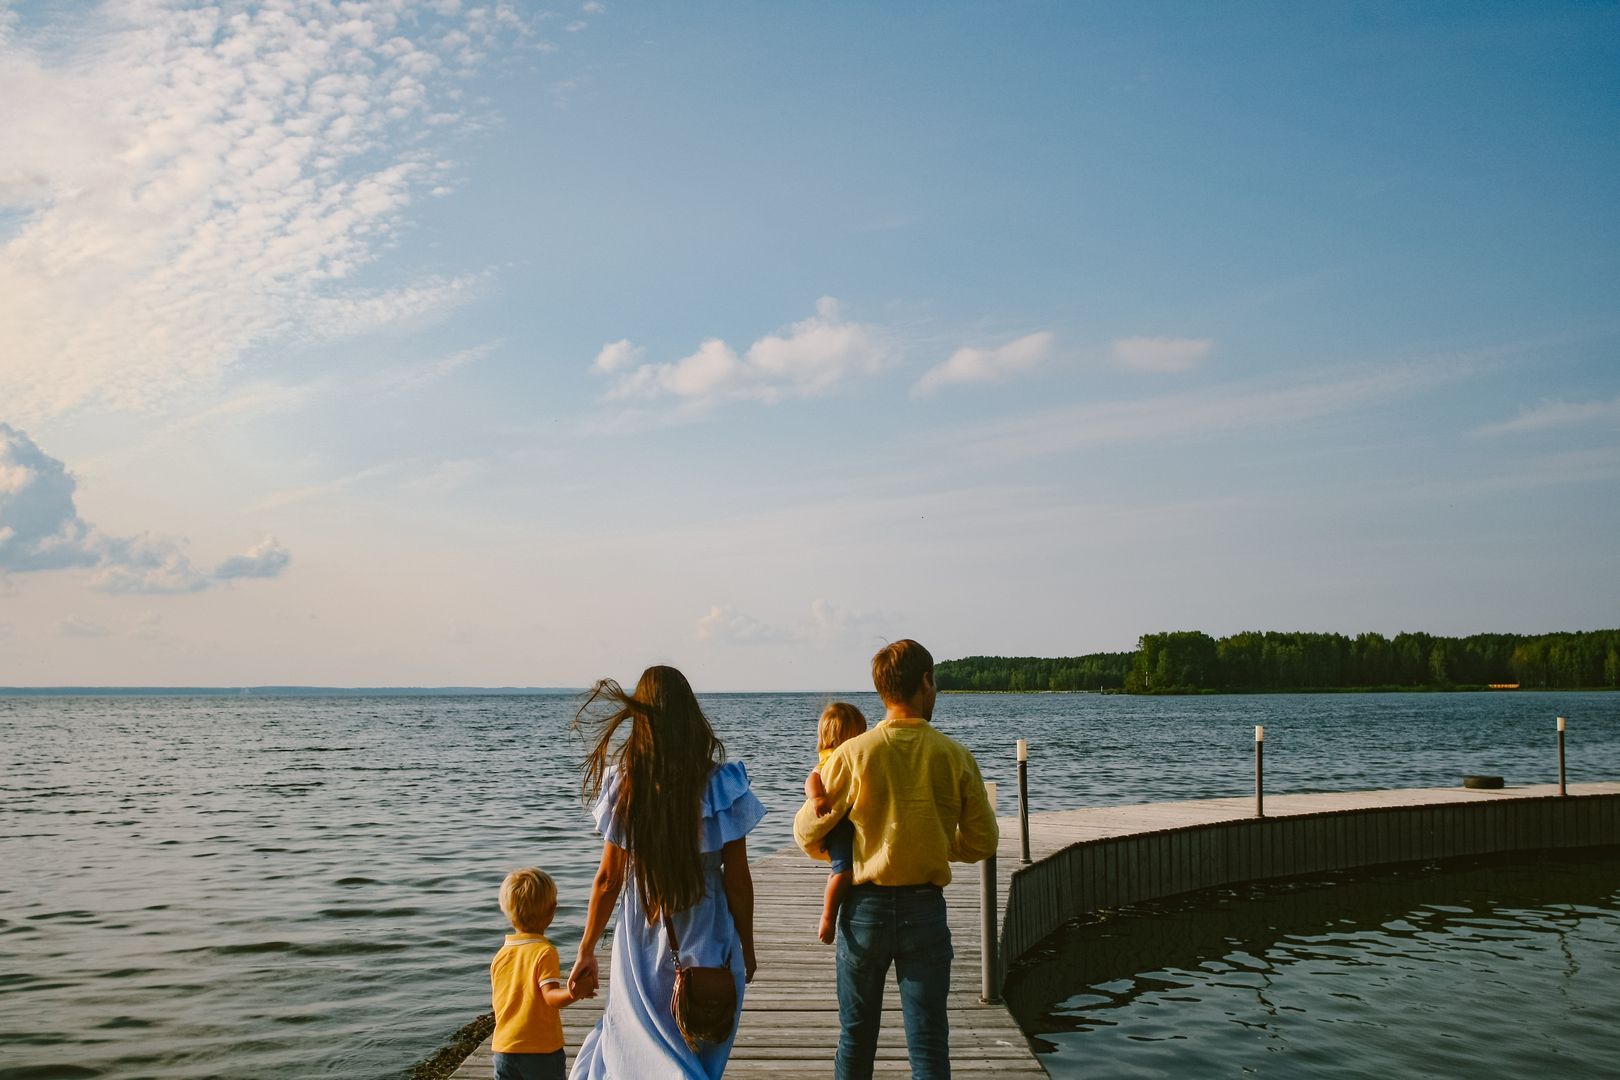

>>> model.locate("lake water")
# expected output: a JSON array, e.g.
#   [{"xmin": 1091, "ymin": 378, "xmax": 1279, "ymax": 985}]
[
  {"xmin": 2, "ymin": 690, "xmax": 1616, "ymax": 1079},
  {"xmin": 1006, "ymin": 850, "xmax": 1620, "ymax": 1078}
]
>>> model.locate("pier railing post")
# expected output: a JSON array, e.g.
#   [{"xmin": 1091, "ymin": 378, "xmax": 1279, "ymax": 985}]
[
  {"xmin": 1255, "ymin": 725, "xmax": 1265, "ymax": 818},
  {"xmin": 1558, "ymin": 716, "xmax": 1567, "ymax": 796},
  {"xmin": 981, "ymin": 780, "xmax": 1001, "ymax": 1004},
  {"xmin": 1017, "ymin": 739, "xmax": 1031, "ymax": 864}
]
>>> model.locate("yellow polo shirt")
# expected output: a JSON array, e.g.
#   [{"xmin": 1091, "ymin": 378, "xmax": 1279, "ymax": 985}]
[
  {"xmin": 490, "ymin": 933, "xmax": 564, "ymax": 1054},
  {"xmin": 794, "ymin": 716, "xmax": 999, "ymax": 886}
]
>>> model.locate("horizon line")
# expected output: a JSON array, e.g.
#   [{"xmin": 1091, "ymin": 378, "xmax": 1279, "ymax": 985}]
[{"xmin": 0, "ymin": 685, "xmax": 872, "ymax": 695}]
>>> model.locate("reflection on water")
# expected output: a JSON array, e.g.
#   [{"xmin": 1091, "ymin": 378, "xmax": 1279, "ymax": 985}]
[
  {"xmin": 0, "ymin": 691, "xmax": 1614, "ymax": 1079},
  {"xmin": 1007, "ymin": 850, "xmax": 1620, "ymax": 1078}
]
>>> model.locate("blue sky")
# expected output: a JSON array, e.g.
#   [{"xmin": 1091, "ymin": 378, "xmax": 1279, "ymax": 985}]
[{"xmin": 1, "ymin": 1, "xmax": 1617, "ymax": 689}]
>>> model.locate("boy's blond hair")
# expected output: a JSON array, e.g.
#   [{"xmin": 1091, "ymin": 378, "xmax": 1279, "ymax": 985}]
[
  {"xmin": 818, "ymin": 701, "xmax": 868, "ymax": 753},
  {"xmin": 499, "ymin": 867, "xmax": 557, "ymax": 933}
]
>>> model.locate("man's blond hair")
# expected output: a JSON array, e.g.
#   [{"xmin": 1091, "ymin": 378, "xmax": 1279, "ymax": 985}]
[{"xmin": 499, "ymin": 867, "xmax": 557, "ymax": 933}]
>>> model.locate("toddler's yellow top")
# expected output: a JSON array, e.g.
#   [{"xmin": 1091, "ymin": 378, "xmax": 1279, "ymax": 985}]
[
  {"xmin": 490, "ymin": 933, "xmax": 564, "ymax": 1054},
  {"xmin": 794, "ymin": 716, "xmax": 999, "ymax": 886}
]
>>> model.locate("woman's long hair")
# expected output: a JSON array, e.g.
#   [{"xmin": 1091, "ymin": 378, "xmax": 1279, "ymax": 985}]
[{"xmin": 576, "ymin": 665, "xmax": 724, "ymax": 921}]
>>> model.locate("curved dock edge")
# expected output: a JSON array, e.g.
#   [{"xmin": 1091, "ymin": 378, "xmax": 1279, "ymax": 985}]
[{"xmin": 998, "ymin": 782, "xmax": 1620, "ymax": 986}]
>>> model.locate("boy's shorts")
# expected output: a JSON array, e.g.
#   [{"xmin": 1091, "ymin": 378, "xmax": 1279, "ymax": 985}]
[
  {"xmin": 493, "ymin": 1049, "xmax": 565, "ymax": 1080},
  {"xmin": 822, "ymin": 815, "xmax": 855, "ymax": 875}
]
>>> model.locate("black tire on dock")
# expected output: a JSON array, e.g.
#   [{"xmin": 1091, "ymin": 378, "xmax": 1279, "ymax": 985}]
[{"xmin": 1462, "ymin": 775, "xmax": 1505, "ymax": 789}]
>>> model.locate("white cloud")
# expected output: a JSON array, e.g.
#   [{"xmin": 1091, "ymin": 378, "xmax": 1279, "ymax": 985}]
[
  {"xmin": 597, "ymin": 298, "xmax": 891, "ymax": 409},
  {"xmin": 1402, "ymin": 445, "xmax": 1620, "ymax": 499},
  {"xmin": 403, "ymin": 458, "xmax": 487, "ymax": 495},
  {"xmin": 302, "ymin": 275, "xmax": 490, "ymax": 340},
  {"xmin": 1476, "ymin": 395, "xmax": 1620, "ymax": 436},
  {"xmin": 247, "ymin": 463, "xmax": 398, "ymax": 512},
  {"xmin": 133, "ymin": 613, "xmax": 169, "ymax": 643},
  {"xmin": 808, "ymin": 599, "xmax": 891, "ymax": 642},
  {"xmin": 694, "ymin": 599, "xmax": 892, "ymax": 648},
  {"xmin": 949, "ymin": 364, "xmax": 1458, "ymax": 463},
  {"xmin": 695, "ymin": 605, "xmax": 788, "ymax": 645},
  {"xmin": 214, "ymin": 537, "xmax": 292, "ymax": 580},
  {"xmin": 58, "ymin": 616, "xmax": 113, "ymax": 638},
  {"xmin": 0, "ymin": 2, "xmax": 527, "ymax": 421},
  {"xmin": 0, "ymin": 422, "xmax": 99, "ymax": 572},
  {"xmin": 153, "ymin": 381, "xmax": 327, "ymax": 448},
  {"xmin": 383, "ymin": 341, "xmax": 499, "ymax": 392},
  {"xmin": 914, "ymin": 330, "xmax": 1055, "ymax": 395},
  {"xmin": 1109, "ymin": 336, "xmax": 1213, "ymax": 373},
  {"xmin": 592, "ymin": 339, "xmax": 646, "ymax": 374},
  {"xmin": 0, "ymin": 423, "xmax": 291, "ymax": 593},
  {"xmin": 89, "ymin": 535, "xmax": 211, "ymax": 595}
]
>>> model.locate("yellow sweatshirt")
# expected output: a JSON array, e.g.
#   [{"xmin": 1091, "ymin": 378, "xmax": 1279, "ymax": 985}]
[{"xmin": 793, "ymin": 716, "xmax": 999, "ymax": 886}]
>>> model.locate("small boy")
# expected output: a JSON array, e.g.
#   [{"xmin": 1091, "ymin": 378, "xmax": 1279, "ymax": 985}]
[{"xmin": 491, "ymin": 867, "xmax": 585, "ymax": 1080}]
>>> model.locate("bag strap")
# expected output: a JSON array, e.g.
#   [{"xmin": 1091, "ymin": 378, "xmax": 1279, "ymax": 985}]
[
  {"xmin": 662, "ymin": 909, "xmax": 734, "ymax": 973},
  {"xmin": 662, "ymin": 911, "xmax": 683, "ymax": 973}
]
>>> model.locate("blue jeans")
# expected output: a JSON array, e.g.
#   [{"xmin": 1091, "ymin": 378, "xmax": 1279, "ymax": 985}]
[
  {"xmin": 835, "ymin": 883, "xmax": 953, "ymax": 1079},
  {"xmin": 823, "ymin": 815, "xmax": 855, "ymax": 875}
]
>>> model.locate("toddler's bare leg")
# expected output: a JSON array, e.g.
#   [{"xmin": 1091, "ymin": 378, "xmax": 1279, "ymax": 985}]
[{"xmin": 818, "ymin": 870, "xmax": 852, "ymax": 944}]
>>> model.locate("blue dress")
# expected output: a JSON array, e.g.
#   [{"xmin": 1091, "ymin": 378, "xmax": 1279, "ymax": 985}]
[{"xmin": 571, "ymin": 761, "xmax": 766, "ymax": 1080}]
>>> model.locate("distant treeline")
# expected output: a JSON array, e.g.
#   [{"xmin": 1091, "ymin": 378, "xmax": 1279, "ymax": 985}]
[
  {"xmin": 936, "ymin": 652, "xmax": 1136, "ymax": 692},
  {"xmin": 937, "ymin": 629, "xmax": 1620, "ymax": 693}
]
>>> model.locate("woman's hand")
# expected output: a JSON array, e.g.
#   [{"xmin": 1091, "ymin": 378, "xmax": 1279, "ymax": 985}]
[
  {"xmin": 569, "ymin": 842, "xmax": 625, "ymax": 1002},
  {"xmin": 568, "ymin": 950, "xmax": 599, "ymax": 999},
  {"xmin": 744, "ymin": 946, "xmax": 758, "ymax": 984}
]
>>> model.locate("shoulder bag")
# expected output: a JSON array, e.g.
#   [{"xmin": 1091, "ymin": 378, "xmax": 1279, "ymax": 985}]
[{"xmin": 663, "ymin": 913, "xmax": 738, "ymax": 1050}]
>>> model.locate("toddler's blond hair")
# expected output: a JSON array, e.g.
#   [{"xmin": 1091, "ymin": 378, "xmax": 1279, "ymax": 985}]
[
  {"xmin": 499, "ymin": 867, "xmax": 557, "ymax": 933},
  {"xmin": 818, "ymin": 701, "xmax": 868, "ymax": 753}
]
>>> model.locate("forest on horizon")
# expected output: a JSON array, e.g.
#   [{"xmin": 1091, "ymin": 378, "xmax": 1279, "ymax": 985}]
[{"xmin": 936, "ymin": 629, "xmax": 1620, "ymax": 694}]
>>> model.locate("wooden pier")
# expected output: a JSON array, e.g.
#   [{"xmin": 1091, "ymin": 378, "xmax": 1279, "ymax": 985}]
[
  {"xmin": 451, "ymin": 781, "xmax": 1620, "ymax": 1078},
  {"xmin": 452, "ymin": 835, "xmax": 1042, "ymax": 1078}
]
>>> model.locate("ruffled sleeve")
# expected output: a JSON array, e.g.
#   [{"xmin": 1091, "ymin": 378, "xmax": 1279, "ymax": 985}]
[
  {"xmin": 590, "ymin": 767, "xmax": 630, "ymax": 849},
  {"xmin": 699, "ymin": 760, "xmax": 766, "ymax": 852}
]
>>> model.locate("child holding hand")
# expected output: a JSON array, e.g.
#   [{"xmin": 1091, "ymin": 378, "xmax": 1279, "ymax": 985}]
[
  {"xmin": 806, "ymin": 702, "xmax": 867, "ymax": 944},
  {"xmin": 490, "ymin": 867, "xmax": 591, "ymax": 1080}
]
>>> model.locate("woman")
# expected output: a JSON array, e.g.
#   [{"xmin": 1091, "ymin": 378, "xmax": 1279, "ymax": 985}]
[{"xmin": 567, "ymin": 666, "xmax": 764, "ymax": 1079}]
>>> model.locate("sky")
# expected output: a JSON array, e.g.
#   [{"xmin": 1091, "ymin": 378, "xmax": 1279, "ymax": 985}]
[{"xmin": 1, "ymin": 1, "xmax": 1617, "ymax": 690}]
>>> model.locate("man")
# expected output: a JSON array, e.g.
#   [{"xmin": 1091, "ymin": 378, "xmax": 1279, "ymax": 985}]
[{"xmin": 794, "ymin": 639, "xmax": 999, "ymax": 1080}]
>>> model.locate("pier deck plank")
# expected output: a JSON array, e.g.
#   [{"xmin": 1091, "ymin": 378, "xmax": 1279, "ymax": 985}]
[{"xmin": 451, "ymin": 782, "xmax": 1619, "ymax": 1078}]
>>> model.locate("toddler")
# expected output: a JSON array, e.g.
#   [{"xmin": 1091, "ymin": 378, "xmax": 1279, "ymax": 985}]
[
  {"xmin": 806, "ymin": 701, "xmax": 867, "ymax": 943},
  {"xmin": 490, "ymin": 867, "xmax": 587, "ymax": 1080}
]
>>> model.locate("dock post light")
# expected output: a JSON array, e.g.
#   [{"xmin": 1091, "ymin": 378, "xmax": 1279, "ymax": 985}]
[
  {"xmin": 1558, "ymin": 716, "xmax": 1567, "ymax": 797},
  {"xmin": 1255, "ymin": 725, "xmax": 1265, "ymax": 818},
  {"xmin": 980, "ymin": 781, "xmax": 1001, "ymax": 1004},
  {"xmin": 1017, "ymin": 739, "xmax": 1031, "ymax": 864}
]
